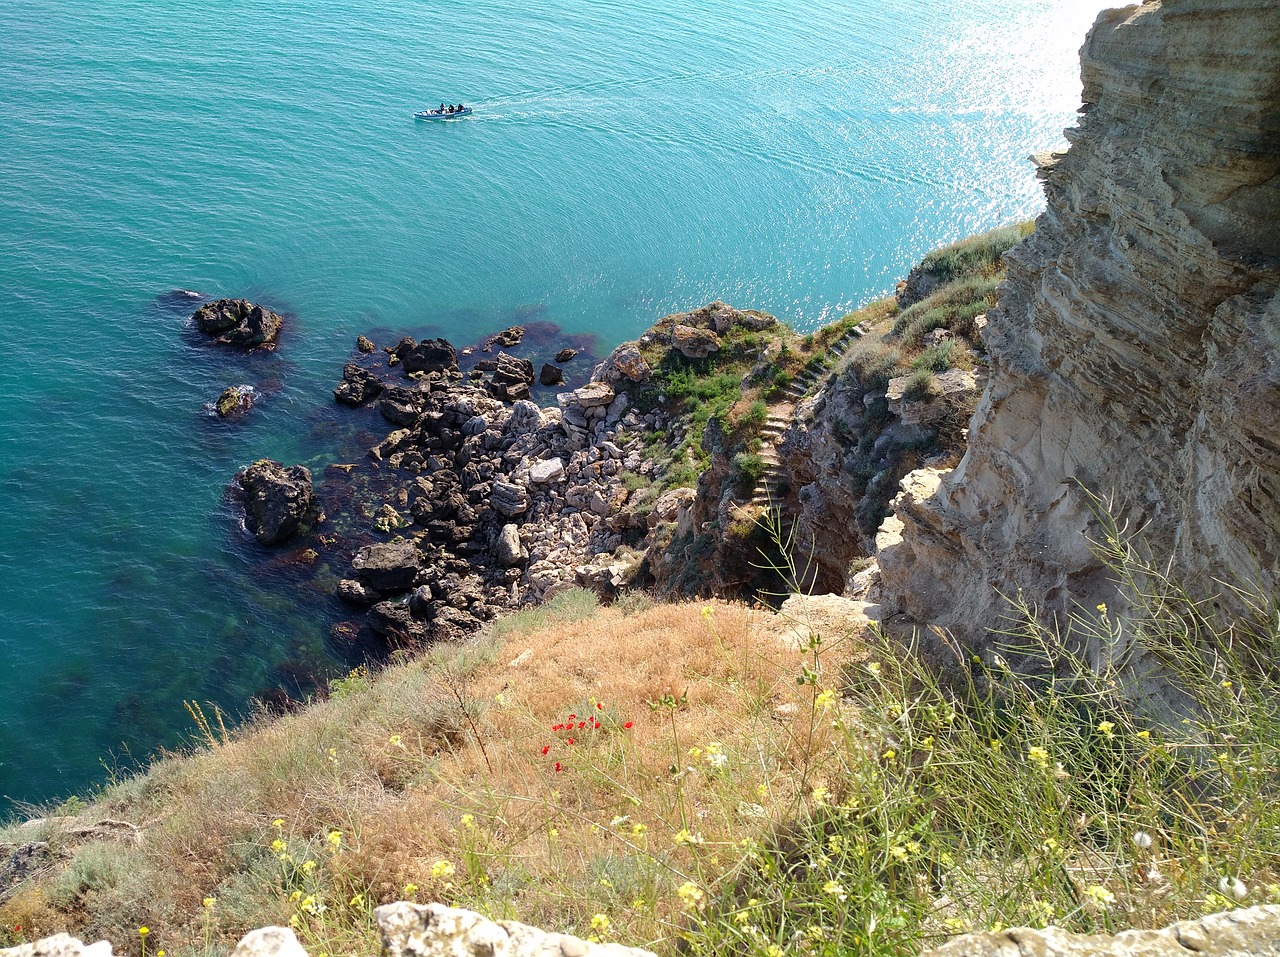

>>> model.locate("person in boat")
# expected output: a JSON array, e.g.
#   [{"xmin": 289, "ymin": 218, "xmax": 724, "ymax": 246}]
[
  {"xmin": 439, "ymin": 102, "xmax": 445, "ymax": 113},
  {"xmin": 457, "ymin": 102, "xmax": 465, "ymax": 111}
]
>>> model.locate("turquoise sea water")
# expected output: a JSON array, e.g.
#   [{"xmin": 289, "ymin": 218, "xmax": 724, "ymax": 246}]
[{"xmin": 0, "ymin": 0, "xmax": 1107, "ymax": 811}]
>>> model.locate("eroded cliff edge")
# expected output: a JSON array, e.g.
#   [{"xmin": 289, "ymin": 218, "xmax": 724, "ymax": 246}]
[{"xmin": 877, "ymin": 0, "xmax": 1280, "ymax": 645}]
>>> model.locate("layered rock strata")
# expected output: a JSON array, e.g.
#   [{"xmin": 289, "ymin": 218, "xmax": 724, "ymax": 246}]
[{"xmin": 878, "ymin": 0, "xmax": 1280, "ymax": 647}]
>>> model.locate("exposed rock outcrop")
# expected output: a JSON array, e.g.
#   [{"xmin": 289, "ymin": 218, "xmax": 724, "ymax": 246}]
[
  {"xmin": 878, "ymin": 0, "xmax": 1280, "ymax": 648},
  {"xmin": 236, "ymin": 460, "xmax": 317, "ymax": 546},
  {"xmin": 920, "ymin": 906, "xmax": 1280, "ymax": 957},
  {"xmin": 192, "ymin": 299, "xmax": 283, "ymax": 349},
  {"xmin": 214, "ymin": 385, "xmax": 256, "ymax": 418},
  {"xmin": 9, "ymin": 904, "xmax": 1280, "ymax": 957}
]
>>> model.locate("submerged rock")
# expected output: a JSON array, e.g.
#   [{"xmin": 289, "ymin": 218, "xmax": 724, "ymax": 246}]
[
  {"xmin": 538, "ymin": 363, "xmax": 564, "ymax": 387},
  {"xmin": 237, "ymin": 460, "xmax": 315, "ymax": 546},
  {"xmin": 554, "ymin": 347, "xmax": 578, "ymax": 363},
  {"xmin": 193, "ymin": 299, "xmax": 283, "ymax": 349}
]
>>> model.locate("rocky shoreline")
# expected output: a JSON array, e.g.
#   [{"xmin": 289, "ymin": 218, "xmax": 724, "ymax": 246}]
[{"xmin": 223, "ymin": 303, "xmax": 793, "ymax": 652}]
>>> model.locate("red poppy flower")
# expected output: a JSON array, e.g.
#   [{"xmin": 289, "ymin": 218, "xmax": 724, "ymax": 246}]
[
  {"xmin": 578, "ymin": 721, "xmax": 586, "ymax": 729},
  {"xmin": 596, "ymin": 702, "xmax": 604, "ymax": 710},
  {"xmin": 623, "ymin": 721, "xmax": 634, "ymax": 729},
  {"xmin": 541, "ymin": 745, "xmax": 551, "ymax": 755},
  {"xmin": 567, "ymin": 737, "xmax": 576, "ymax": 745},
  {"xmin": 568, "ymin": 714, "xmax": 577, "ymax": 721},
  {"xmin": 554, "ymin": 762, "xmax": 563, "ymax": 772}
]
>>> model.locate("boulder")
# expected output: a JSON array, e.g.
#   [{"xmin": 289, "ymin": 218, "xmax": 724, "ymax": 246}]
[
  {"xmin": 351, "ymin": 540, "xmax": 423, "ymax": 593},
  {"xmin": 379, "ymin": 384, "xmax": 428, "ymax": 427},
  {"xmin": 555, "ymin": 348, "xmax": 578, "ymax": 363},
  {"xmin": 356, "ymin": 335, "xmax": 376, "ymax": 353},
  {"xmin": 491, "ymin": 481, "xmax": 529, "ymax": 517},
  {"xmin": 528, "ymin": 458, "xmax": 565, "ymax": 484},
  {"xmin": 215, "ymin": 385, "xmax": 255, "ymax": 417},
  {"xmin": 230, "ymin": 928, "xmax": 309, "ymax": 957},
  {"xmin": 670, "ymin": 323, "xmax": 721, "ymax": 359},
  {"xmin": 237, "ymin": 460, "xmax": 315, "ymax": 546},
  {"xmin": 496, "ymin": 523, "xmax": 525, "ymax": 567},
  {"xmin": 192, "ymin": 299, "xmax": 283, "ymax": 349},
  {"xmin": 507, "ymin": 400, "xmax": 544, "ymax": 435},
  {"xmin": 489, "ymin": 352, "xmax": 535, "ymax": 403},
  {"xmin": 921, "ymin": 906, "xmax": 1280, "ymax": 957},
  {"xmin": 489, "ymin": 325, "xmax": 525, "ymax": 348},
  {"xmin": 572, "ymin": 381, "xmax": 615, "ymax": 409},
  {"xmin": 538, "ymin": 363, "xmax": 564, "ymax": 387},
  {"xmin": 375, "ymin": 901, "xmax": 658, "ymax": 957},
  {"xmin": 368, "ymin": 600, "xmax": 424, "ymax": 642},
  {"xmin": 334, "ymin": 364, "xmax": 384, "ymax": 406},
  {"xmin": 335, "ymin": 578, "xmax": 379, "ymax": 605},
  {"xmin": 595, "ymin": 343, "xmax": 651, "ymax": 384},
  {"xmin": 396, "ymin": 337, "xmax": 458, "ymax": 375}
]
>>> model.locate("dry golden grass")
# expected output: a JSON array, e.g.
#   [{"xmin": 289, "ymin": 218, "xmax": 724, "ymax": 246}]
[{"xmin": 0, "ymin": 595, "xmax": 870, "ymax": 956}]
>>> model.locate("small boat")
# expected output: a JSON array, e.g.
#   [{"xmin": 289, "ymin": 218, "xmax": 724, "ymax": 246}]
[{"xmin": 415, "ymin": 106, "xmax": 473, "ymax": 120}]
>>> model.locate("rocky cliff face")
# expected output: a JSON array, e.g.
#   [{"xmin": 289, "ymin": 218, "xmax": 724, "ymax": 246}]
[{"xmin": 877, "ymin": 0, "xmax": 1280, "ymax": 646}]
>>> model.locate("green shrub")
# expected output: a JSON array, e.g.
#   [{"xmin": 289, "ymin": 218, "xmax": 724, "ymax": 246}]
[
  {"xmin": 902, "ymin": 369, "xmax": 937, "ymax": 400},
  {"xmin": 912, "ymin": 340, "xmax": 955, "ymax": 373},
  {"xmin": 916, "ymin": 220, "xmax": 1032, "ymax": 286},
  {"xmin": 845, "ymin": 340, "xmax": 902, "ymax": 393},
  {"xmin": 733, "ymin": 452, "xmax": 767, "ymax": 486}
]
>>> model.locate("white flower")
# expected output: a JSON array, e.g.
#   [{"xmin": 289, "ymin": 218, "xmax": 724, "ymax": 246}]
[
  {"xmin": 1219, "ymin": 876, "xmax": 1248, "ymax": 901},
  {"xmin": 1132, "ymin": 830, "xmax": 1153, "ymax": 849}
]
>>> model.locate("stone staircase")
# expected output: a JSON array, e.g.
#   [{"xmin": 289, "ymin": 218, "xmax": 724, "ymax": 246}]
[{"xmin": 745, "ymin": 325, "xmax": 866, "ymax": 515}]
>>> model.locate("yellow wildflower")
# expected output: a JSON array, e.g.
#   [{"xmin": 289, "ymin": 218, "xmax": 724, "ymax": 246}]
[
  {"xmin": 431, "ymin": 859, "xmax": 456, "ymax": 879},
  {"xmin": 822, "ymin": 879, "xmax": 847, "ymax": 901},
  {"xmin": 815, "ymin": 689, "xmax": 836, "ymax": 709},
  {"xmin": 460, "ymin": 813, "xmax": 476, "ymax": 830},
  {"xmin": 301, "ymin": 860, "xmax": 317, "ymax": 874},
  {"xmin": 389, "ymin": 734, "xmax": 403, "ymax": 747},
  {"xmin": 1097, "ymin": 720, "xmax": 1116, "ymax": 740},
  {"xmin": 138, "ymin": 928, "xmax": 149, "ymax": 938},
  {"xmin": 326, "ymin": 830, "xmax": 342, "ymax": 850},
  {"xmin": 202, "ymin": 896, "xmax": 216, "ymax": 908},
  {"xmin": 590, "ymin": 914, "xmax": 610, "ymax": 933},
  {"xmin": 403, "ymin": 883, "xmax": 418, "ymax": 895},
  {"xmin": 677, "ymin": 881, "xmax": 705, "ymax": 910},
  {"xmin": 1027, "ymin": 746, "xmax": 1050, "ymax": 769}
]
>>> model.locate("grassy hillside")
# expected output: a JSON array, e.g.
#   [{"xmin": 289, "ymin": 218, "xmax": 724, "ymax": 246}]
[{"xmin": 4, "ymin": 520, "xmax": 1280, "ymax": 957}]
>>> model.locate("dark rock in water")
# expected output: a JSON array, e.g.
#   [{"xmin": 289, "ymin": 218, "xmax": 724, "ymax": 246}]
[
  {"xmin": 193, "ymin": 298, "xmax": 283, "ymax": 349},
  {"xmin": 351, "ymin": 539, "xmax": 422, "ymax": 593},
  {"xmin": 356, "ymin": 335, "xmax": 376, "ymax": 353},
  {"xmin": 489, "ymin": 352, "xmax": 535, "ymax": 402},
  {"xmin": 538, "ymin": 363, "xmax": 564, "ymax": 387},
  {"xmin": 334, "ymin": 363, "xmax": 384, "ymax": 407},
  {"xmin": 215, "ymin": 385, "xmax": 255, "ymax": 417},
  {"xmin": 395, "ymin": 336, "xmax": 458, "ymax": 374},
  {"xmin": 488, "ymin": 325, "xmax": 525, "ymax": 349},
  {"xmin": 474, "ymin": 359, "xmax": 499, "ymax": 373},
  {"xmin": 237, "ymin": 459, "xmax": 315, "ymax": 546},
  {"xmin": 336, "ymin": 578, "xmax": 380, "ymax": 605},
  {"xmin": 555, "ymin": 348, "xmax": 578, "ymax": 363}
]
